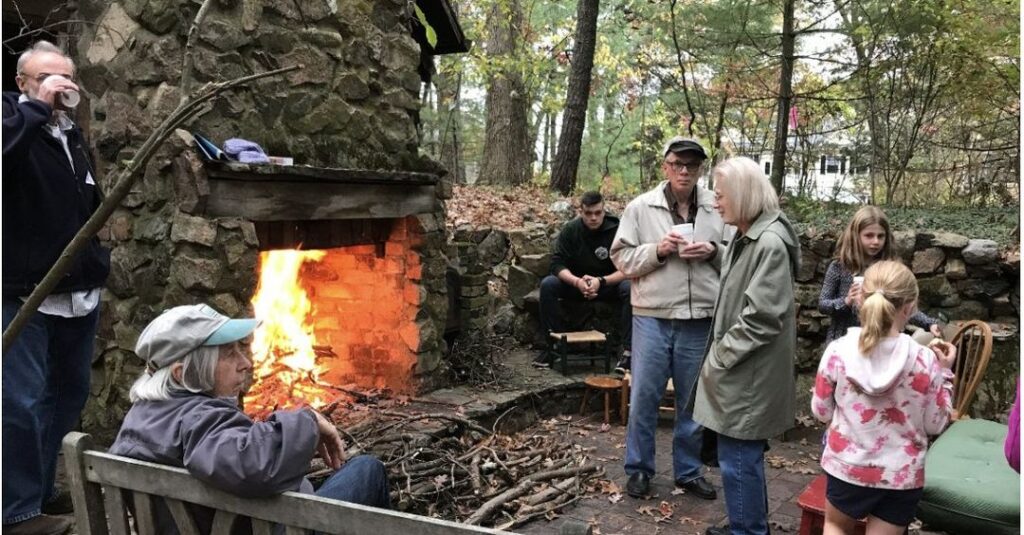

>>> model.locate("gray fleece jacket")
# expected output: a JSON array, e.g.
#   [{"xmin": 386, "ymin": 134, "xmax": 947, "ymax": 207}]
[{"xmin": 109, "ymin": 393, "xmax": 319, "ymax": 534}]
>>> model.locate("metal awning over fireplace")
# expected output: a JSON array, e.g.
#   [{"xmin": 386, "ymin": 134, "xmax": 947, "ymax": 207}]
[{"xmin": 200, "ymin": 162, "xmax": 441, "ymax": 250}]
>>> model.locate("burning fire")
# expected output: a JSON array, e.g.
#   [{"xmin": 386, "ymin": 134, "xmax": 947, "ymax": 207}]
[{"xmin": 245, "ymin": 249, "xmax": 334, "ymax": 418}]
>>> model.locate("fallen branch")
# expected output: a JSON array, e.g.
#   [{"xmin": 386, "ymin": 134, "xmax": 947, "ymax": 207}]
[{"xmin": 464, "ymin": 463, "xmax": 600, "ymax": 525}]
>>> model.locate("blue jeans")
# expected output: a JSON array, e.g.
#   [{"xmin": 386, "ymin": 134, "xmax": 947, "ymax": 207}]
[
  {"xmin": 539, "ymin": 275, "xmax": 632, "ymax": 350},
  {"xmin": 3, "ymin": 298, "xmax": 99, "ymax": 524},
  {"xmin": 315, "ymin": 455, "xmax": 391, "ymax": 509},
  {"xmin": 718, "ymin": 434, "xmax": 769, "ymax": 535},
  {"xmin": 624, "ymin": 316, "xmax": 709, "ymax": 483}
]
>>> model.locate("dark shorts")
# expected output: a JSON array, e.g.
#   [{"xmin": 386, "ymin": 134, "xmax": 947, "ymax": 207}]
[{"xmin": 826, "ymin": 473, "xmax": 923, "ymax": 526}]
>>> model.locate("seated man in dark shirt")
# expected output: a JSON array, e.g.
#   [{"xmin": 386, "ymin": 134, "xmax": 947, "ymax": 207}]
[{"xmin": 537, "ymin": 191, "xmax": 632, "ymax": 373}]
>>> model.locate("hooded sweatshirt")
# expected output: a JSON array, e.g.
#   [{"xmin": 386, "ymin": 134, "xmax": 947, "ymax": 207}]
[{"xmin": 811, "ymin": 329, "xmax": 954, "ymax": 489}]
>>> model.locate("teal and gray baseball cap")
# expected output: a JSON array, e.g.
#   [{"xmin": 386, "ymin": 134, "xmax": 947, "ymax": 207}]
[{"xmin": 136, "ymin": 304, "xmax": 260, "ymax": 372}]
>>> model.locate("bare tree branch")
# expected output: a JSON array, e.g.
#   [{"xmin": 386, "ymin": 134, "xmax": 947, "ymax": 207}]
[{"xmin": 179, "ymin": 0, "xmax": 216, "ymax": 105}]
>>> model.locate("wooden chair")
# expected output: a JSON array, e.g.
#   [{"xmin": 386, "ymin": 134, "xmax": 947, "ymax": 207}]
[
  {"xmin": 946, "ymin": 319, "xmax": 993, "ymax": 419},
  {"xmin": 549, "ymin": 330, "xmax": 611, "ymax": 375},
  {"xmin": 797, "ymin": 320, "xmax": 995, "ymax": 535}
]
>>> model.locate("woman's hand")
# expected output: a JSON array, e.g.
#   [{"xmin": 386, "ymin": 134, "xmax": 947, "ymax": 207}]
[
  {"xmin": 311, "ymin": 409, "xmax": 346, "ymax": 469},
  {"xmin": 930, "ymin": 340, "xmax": 957, "ymax": 370}
]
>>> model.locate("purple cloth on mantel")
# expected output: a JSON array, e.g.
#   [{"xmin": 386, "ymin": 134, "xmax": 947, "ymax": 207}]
[{"xmin": 222, "ymin": 137, "xmax": 269, "ymax": 164}]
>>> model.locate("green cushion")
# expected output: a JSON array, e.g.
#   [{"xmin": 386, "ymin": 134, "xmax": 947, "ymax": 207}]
[{"xmin": 919, "ymin": 419, "xmax": 1021, "ymax": 535}]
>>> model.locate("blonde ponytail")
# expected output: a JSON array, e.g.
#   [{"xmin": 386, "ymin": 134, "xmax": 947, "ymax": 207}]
[{"xmin": 857, "ymin": 261, "xmax": 919, "ymax": 355}]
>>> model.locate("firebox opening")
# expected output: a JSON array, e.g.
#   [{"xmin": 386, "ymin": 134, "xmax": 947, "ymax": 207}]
[{"xmin": 243, "ymin": 218, "xmax": 422, "ymax": 420}]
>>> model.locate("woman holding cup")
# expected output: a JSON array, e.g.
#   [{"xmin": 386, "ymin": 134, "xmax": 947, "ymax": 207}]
[{"xmin": 818, "ymin": 206, "xmax": 942, "ymax": 344}]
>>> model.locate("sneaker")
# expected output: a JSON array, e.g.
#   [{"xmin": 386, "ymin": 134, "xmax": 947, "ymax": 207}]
[
  {"xmin": 41, "ymin": 489, "xmax": 74, "ymax": 515},
  {"xmin": 613, "ymin": 351, "xmax": 631, "ymax": 375},
  {"xmin": 5, "ymin": 515, "xmax": 73, "ymax": 535},
  {"xmin": 531, "ymin": 350, "xmax": 553, "ymax": 369}
]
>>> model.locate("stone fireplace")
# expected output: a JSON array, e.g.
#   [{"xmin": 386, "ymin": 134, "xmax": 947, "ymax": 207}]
[
  {"xmin": 73, "ymin": 0, "xmax": 467, "ymax": 436},
  {"xmin": 198, "ymin": 163, "xmax": 448, "ymax": 419}
]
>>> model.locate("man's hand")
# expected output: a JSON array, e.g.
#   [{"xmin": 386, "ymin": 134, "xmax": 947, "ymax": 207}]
[
  {"xmin": 579, "ymin": 275, "xmax": 599, "ymax": 300},
  {"xmin": 679, "ymin": 241, "xmax": 715, "ymax": 261},
  {"xmin": 657, "ymin": 231, "xmax": 685, "ymax": 259},
  {"xmin": 34, "ymin": 75, "xmax": 78, "ymax": 110},
  {"xmin": 311, "ymin": 409, "xmax": 346, "ymax": 469},
  {"xmin": 929, "ymin": 323, "xmax": 944, "ymax": 338}
]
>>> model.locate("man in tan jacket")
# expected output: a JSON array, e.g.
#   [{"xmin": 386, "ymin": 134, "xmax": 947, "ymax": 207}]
[{"xmin": 611, "ymin": 137, "xmax": 728, "ymax": 500}]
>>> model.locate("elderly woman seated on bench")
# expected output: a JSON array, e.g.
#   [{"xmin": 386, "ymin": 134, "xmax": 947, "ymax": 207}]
[{"xmin": 109, "ymin": 304, "xmax": 390, "ymax": 533}]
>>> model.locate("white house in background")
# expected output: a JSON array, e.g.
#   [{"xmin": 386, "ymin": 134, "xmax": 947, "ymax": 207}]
[{"xmin": 720, "ymin": 124, "xmax": 870, "ymax": 204}]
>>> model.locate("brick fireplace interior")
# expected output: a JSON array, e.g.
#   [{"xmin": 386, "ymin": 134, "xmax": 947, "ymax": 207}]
[{"xmin": 200, "ymin": 163, "xmax": 448, "ymax": 419}]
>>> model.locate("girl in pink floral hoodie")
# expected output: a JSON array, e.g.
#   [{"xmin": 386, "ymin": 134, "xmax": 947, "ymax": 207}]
[{"xmin": 812, "ymin": 260, "xmax": 956, "ymax": 535}]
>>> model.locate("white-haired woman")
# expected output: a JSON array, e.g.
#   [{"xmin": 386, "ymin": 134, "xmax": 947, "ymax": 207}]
[
  {"xmin": 691, "ymin": 157, "xmax": 800, "ymax": 535},
  {"xmin": 109, "ymin": 305, "xmax": 390, "ymax": 535}
]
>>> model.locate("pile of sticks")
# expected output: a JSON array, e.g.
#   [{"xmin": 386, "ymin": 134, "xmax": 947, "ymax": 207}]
[{"xmin": 308, "ymin": 409, "xmax": 604, "ymax": 530}]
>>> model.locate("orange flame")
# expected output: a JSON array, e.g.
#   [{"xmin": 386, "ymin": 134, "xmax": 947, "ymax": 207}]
[{"xmin": 245, "ymin": 249, "xmax": 332, "ymax": 417}]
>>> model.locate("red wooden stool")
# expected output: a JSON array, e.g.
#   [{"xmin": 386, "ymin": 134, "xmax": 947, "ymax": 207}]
[{"xmin": 797, "ymin": 474, "xmax": 866, "ymax": 535}]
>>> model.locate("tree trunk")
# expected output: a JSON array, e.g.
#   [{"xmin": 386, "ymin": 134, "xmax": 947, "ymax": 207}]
[
  {"xmin": 769, "ymin": 0, "xmax": 795, "ymax": 194},
  {"xmin": 540, "ymin": 112, "xmax": 551, "ymax": 174},
  {"xmin": 436, "ymin": 67, "xmax": 465, "ymax": 184},
  {"xmin": 549, "ymin": 0, "xmax": 600, "ymax": 195},
  {"xmin": 479, "ymin": 0, "xmax": 531, "ymax": 186},
  {"xmin": 548, "ymin": 111, "xmax": 558, "ymax": 173}
]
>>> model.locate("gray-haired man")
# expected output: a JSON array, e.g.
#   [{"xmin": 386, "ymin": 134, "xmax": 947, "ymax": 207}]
[{"xmin": 3, "ymin": 41, "xmax": 109, "ymax": 535}]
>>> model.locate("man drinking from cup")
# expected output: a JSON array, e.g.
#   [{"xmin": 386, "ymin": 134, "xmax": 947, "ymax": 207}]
[
  {"xmin": 3, "ymin": 41, "xmax": 109, "ymax": 535},
  {"xmin": 610, "ymin": 137, "xmax": 730, "ymax": 500}
]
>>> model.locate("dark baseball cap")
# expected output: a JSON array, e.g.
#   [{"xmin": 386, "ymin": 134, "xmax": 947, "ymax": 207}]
[{"xmin": 663, "ymin": 136, "xmax": 708, "ymax": 160}]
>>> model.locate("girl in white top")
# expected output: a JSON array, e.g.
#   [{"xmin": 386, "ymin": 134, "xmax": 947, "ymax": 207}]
[{"xmin": 811, "ymin": 260, "xmax": 956, "ymax": 535}]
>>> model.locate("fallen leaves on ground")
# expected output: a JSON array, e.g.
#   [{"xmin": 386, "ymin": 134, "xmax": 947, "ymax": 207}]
[
  {"xmin": 766, "ymin": 454, "xmax": 821, "ymax": 475},
  {"xmin": 446, "ymin": 185, "xmax": 629, "ymax": 231}
]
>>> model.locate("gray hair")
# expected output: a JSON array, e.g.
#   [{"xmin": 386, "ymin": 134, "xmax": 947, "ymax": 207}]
[
  {"xmin": 129, "ymin": 345, "xmax": 220, "ymax": 402},
  {"xmin": 712, "ymin": 156, "xmax": 779, "ymax": 224},
  {"xmin": 16, "ymin": 40, "xmax": 75, "ymax": 76}
]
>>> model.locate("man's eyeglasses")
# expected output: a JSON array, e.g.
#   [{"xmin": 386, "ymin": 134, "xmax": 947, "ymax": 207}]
[{"xmin": 664, "ymin": 159, "xmax": 702, "ymax": 173}]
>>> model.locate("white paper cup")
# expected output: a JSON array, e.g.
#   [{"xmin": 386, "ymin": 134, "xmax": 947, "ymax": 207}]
[
  {"xmin": 672, "ymin": 223, "xmax": 694, "ymax": 253},
  {"xmin": 852, "ymin": 276, "xmax": 864, "ymax": 285}
]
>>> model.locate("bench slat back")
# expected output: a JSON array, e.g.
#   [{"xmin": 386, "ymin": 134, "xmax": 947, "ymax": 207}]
[
  {"xmin": 63, "ymin": 432, "xmax": 510, "ymax": 535},
  {"xmin": 132, "ymin": 492, "xmax": 157, "ymax": 535},
  {"xmin": 101, "ymin": 484, "xmax": 130, "ymax": 535}
]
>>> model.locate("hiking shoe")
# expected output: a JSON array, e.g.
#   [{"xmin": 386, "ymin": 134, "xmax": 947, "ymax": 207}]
[
  {"xmin": 5, "ymin": 515, "xmax": 73, "ymax": 535},
  {"xmin": 613, "ymin": 351, "xmax": 631, "ymax": 375},
  {"xmin": 41, "ymin": 489, "xmax": 74, "ymax": 515},
  {"xmin": 531, "ymin": 350, "xmax": 553, "ymax": 369}
]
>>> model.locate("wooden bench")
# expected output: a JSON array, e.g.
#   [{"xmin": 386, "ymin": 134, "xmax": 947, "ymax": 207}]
[
  {"xmin": 63, "ymin": 432, "xmax": 592, "ymax": 535},
  {"xmin": 549, "ymin": 330, "xmax": 611, "ymax": 375}
]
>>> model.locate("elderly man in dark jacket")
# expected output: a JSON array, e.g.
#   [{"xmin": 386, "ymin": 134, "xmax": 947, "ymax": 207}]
[
  {"xmin": 536, "ymin": 191, "xmax": 632, "ymax": 372},
  {"xmin": 2, "ymin": 41, "xmax": 110, "ymax": 535}
]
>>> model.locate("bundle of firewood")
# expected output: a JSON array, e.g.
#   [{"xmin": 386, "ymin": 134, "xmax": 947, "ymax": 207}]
[{"xmin": 307, "ymin": 409, "xmax": 605, "ymax": 530}]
